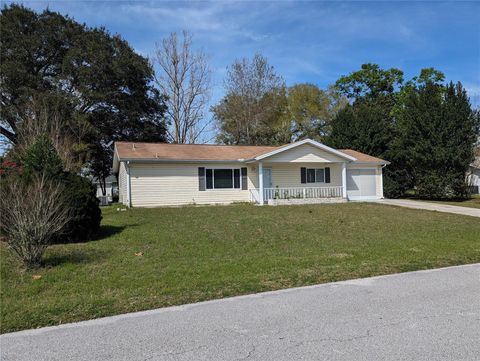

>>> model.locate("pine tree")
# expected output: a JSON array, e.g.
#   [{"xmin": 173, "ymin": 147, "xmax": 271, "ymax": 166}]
[
  {"xmin": 396, "ymin": 80, "xmax": 478, "ymax": 198},
  {"xmin": 327, "ymin": 64, "xmax": 404, "ymax": 197}
]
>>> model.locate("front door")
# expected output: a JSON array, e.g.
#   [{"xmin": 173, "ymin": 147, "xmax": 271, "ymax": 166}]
[
  {"xmin": 262, "ymin": 168, "xmax": 273, "ymax": 201},
  {"xmin": 263, "ymin": 168, "xmax": 272, "ymax": 188}
]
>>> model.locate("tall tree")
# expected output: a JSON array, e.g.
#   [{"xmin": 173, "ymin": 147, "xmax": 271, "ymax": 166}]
[
  {"xmin": 211, "ymin": 54, "xmax": 289, "ymax": 145},
  {"xmin": 329, "ymin": 64, "xmax": 403, "ymax": 152},
  {"xmin": 285, "ymin": 84, "xmax": 346, "ymax": 141},
  {"xmin": 153, "ymin": 31, "xmax": 212, "ymax": 144},
  {"xmin": 0, "ymin": 4, "xmax": 168, "ymax": 194},
  {"xmin": 394, "ymin": 77, "xmax": 479, "ymax": 198},
  {"xmin": 327, "ymin": 63, "xmax": 405, "ymax": 197},
  {"xmin": 335, "ymin": 63, "xmax": 404, "ymax": 100},
  {"xmin": 328, "ymin": 97, "xmax": 395, "ymax": 156}
]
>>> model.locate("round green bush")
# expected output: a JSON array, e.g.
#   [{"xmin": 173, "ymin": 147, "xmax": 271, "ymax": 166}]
[{"xmin": 59, "ymin": 172, "xmax": 102, "ymax": 243}]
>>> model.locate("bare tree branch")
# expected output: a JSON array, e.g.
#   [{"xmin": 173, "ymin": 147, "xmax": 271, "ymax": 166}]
[
  {"xmin": 211, "ymin": 54, "xmax": 287, "ymax": 145},
  {"xmin": 14, "ymin": 97, "xmax": 86, "ymax": 172},
  {"xmin": 0, "ymin": 173, "xmax": 72, "ymax": 268},
  {"xmin": 0, "ymin": 125, "xmax": 16, "ymax": 143},
  {"xmin": 152, "ymin": 31, "xmax": 212, "ymax": 144}
]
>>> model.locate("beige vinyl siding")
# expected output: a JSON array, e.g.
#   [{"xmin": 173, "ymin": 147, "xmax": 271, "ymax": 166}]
[
  {"xmin": 129, "ymin": 163, "xmax": 256, "ymax": 207},
  {"xmin": 118, "ymin": 162, "xmax": 128, "ymax": 205},
  {"xmin": 262, "ymin": 163, "xmax": 343, "ymax": 188},
  {"xmin": 264, "ymin": 144, "xmax": 346, "ymax": 163},
  {"xmin": 347, "ymin": 164, "xmax": 383, "ymax": 198}
]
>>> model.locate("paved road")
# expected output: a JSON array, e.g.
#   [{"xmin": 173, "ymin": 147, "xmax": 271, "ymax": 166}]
[
  {"xmin": 1, "ymin": 264, "xmax": 479, "ymax": 361},
  {"xmin": 379, "ymin": 199, "xmax": 480, "ymax": 218}
]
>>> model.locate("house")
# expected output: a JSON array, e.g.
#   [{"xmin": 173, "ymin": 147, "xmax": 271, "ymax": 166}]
[
  {"xmin": 466, "ymin": 147, "xmax": 480, "ymax": 194},
  {"xmin": 112, "ymin": 139, "xmax": 389, "ymax": 207},
  {"xmin": 93, "ymin": 175, "xmax": 118, "ymax": 203}
]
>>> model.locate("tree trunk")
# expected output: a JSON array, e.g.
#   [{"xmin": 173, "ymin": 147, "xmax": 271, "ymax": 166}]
[{"xmin": 99, "ymin": 176, "xmax": 107, "ymax": 196}]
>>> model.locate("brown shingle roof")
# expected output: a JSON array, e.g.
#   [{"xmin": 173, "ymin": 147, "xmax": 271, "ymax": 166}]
[
  {"xmin": 115, "ymin": 142, "xmax": 278, "ymax": 161},
  {"xmin": 115, "ymin": 141, "xmax": 389, "ymax": 164},
  {"xmin": 339, "ymin": 149, "xmax": 389, "ymax": 164}
]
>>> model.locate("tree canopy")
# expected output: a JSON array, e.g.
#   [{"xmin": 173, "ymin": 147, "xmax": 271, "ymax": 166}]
[
  {"xmin": 335, "ymin": 63, "xmax": 404, "ymax": 100},
  {"xmin": 211, "ymin": 54, "xmax": 289, "ymax": 145},
  {"xmin": 285, "ymin": 84, "xmax": 346, "ymax": 142},
  {"xmin": 393, "ymin": 79, "xmax": 478, "ymax": 198},
  {"xmin": 211, "ymin": 56, "xmax": 346, "ymax": 146},
  {"xmin": 0, "ymin": 4, "xmax": 168, "ymax": 192},
  {"xmin": 329, "ymin": 63, "xmax": 479, "ymax": 198},
  {"xmin": 330, "ymin": 64, "xmax": 404, "ymax": 152}
]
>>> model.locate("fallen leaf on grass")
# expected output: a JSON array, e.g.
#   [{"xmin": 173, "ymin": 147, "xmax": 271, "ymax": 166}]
[
  {"xmin": 32, "ymin": 275, "xmax": 42, "ymax": 280},
  {"xmin": 134, "ymin": 252, "xmax": 143, "ymax": 257}
]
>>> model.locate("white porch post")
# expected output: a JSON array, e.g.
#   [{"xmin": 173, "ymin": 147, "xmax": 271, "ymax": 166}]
[
  {"xmin": 379, "ymin": 166, "xmax": 384, "ymax": 198},
  {"xmin": 258, "ymin": 162, "xmax": 264, "ymax": 205},
  {"xmin": 342, "ymin": 162, "xmax": 347, "ymax": 199},
  {"xmin": 126, "ymin": 161, "xmax": 132, "ymax": 208}
]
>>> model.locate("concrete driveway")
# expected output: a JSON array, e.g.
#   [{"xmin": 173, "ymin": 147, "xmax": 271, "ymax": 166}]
[
  {"xmin": 1, "ymin": 264, "xmax": 479, "ymax": 361},
  {"xmin": 379, "ymin": 199, "xmax": 480, "ymax": 217}
]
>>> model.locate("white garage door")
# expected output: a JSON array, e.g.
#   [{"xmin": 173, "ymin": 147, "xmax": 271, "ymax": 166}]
[{"xmin": 347, "ymin": 169, "xmax": 377, "ymax": 199}]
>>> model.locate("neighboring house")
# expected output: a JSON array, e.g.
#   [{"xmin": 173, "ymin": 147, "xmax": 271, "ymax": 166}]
[
  {"xmin": 112, "ymin": 138, "xmax": 389, "ymax": 207},
  {"xmin": 94, "ymin": 175, "xmax": 118, "ymax": 202},
  {"xmin": 466, "ymin": 148, "xmax": 480, "ymax": 194}
]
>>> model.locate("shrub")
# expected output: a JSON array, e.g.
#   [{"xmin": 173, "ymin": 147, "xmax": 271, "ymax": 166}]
[
  {"xmin": 59, "ymin": 173, "xmax": 102, "ymax": 243},
  {"xmin": 383, "ymin": 168, "xmax": 411, "ymax": 199},
  {"xmin": 0, "ymin": 174, "xmax": 71, "ymax": 268},
  {"xmin": 416, "ymin": 171, "xmax": 470, "ymax": 200},
  {"xmin": 6, "ymin": 134, "xmax": 102, "ymax": 246},
  {"xmin": 24, "ymin": 135, "xmax": 102, "ymax": 242},
  {"xmin": 112, "ymin": 190, "xmax": 119, "ymax": 203},
  {"xmin": 21, "ymin": 134, "xmax": 63, "ymax": 179}
]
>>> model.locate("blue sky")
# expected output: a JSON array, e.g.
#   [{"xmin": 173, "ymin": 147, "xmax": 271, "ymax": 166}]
[{"xmin": 5, "ymin": 0, "xmax": 480, "ymax": 130}]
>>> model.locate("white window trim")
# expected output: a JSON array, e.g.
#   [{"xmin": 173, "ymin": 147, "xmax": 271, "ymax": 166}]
[
  {"xmin": 306, "ymin": 168, "xmax": 326, "ymax": 184},
  {"xmin": 205, "ymin": 167, "xmax": 242, "ymax": 191}
]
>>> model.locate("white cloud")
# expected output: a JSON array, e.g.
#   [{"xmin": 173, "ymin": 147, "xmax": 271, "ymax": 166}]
[{"xmin": 464, "ymin": 83, "xmax": 480, "ymax": 108}]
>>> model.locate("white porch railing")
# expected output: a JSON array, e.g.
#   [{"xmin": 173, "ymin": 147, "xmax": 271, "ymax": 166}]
[{"xmin": 251, "ymin": 186, "xmax": 343, "ymax": 203}]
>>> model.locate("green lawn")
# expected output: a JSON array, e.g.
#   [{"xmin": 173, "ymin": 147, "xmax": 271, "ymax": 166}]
[{"xmin": 1, "ymin": 203, "xmax": 480, "ymax": 333}]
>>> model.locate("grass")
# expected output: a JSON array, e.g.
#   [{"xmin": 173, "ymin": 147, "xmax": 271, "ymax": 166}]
[
  {"xmin": 413, "ymin": 195, "xmax": 480, "ymax": 209},
  {"xmin": 1, "ymin": 203, "xmax": 480, "ymax": 333}
]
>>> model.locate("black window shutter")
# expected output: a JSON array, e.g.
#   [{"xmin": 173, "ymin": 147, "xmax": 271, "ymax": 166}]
[
  {"xmin": 325, "ymin": 167, "xmax": 331, "ymax": 183},
  {"xmin": 300, "ymin": 167, "xmax": 306, "ymax": 184},
  {"xmin": 234, "ymin": 169, "xmax": 240, "ymax": 188},
  {"xmin": 198, "ymin": 167, "xmax": 205, "ymax": 191},
  {"xmin": 206, "ymin": 169, "xmax": 213, "ymax": 189},
  {"xmin": 241, "ymin": 167, "xmax": 248, "ymax": 190}
]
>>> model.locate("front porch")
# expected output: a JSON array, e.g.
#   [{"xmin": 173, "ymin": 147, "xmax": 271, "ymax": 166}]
[
  {"xmin": 242, "ymin": 139, "xmax": 383, "ymax": 205},
  {"xmin": 248, "ymin": 161, "xmax": 348, "ymax": 205}
]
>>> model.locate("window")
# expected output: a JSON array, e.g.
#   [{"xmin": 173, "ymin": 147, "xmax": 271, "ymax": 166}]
[
  {"xmin": 206, "ymin": 168, "xmax": 241, "ymax": 189},
  {"xmin": 307, "ymin": 168, "xmax": 316, "ymax": 183},
  {"xmin": 214, "ymin": 169, "xmax": 233, "ymax": 188},
  {"xmin": 315, "ymin": 169, "xmax": 325, "ymax": 183},
  {"xmin": 307, "ymin": 168, "xmax": 325, "ymax": 183}
]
